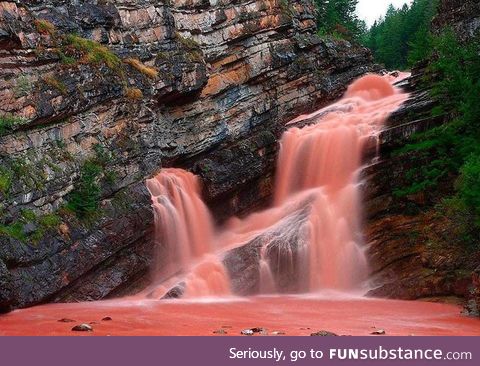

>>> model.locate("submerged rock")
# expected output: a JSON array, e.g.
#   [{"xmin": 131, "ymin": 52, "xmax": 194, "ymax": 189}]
[
  {"xmin": 213, "ymin": 329, "xmax": 227, "ymax": 335},
  {"xmin": 58, "ymin": 318, "xmax": 76, "ymax": 323}
]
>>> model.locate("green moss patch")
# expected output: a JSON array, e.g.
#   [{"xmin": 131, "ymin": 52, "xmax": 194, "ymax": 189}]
[{"xmin": 64, "ymin": 34, "xmax": 122, "ymax": 70}]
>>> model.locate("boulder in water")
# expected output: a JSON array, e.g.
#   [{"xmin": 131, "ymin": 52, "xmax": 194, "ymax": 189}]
[
  {"xmin": 250, "ymin": 327, "xmax": 265, "ymax": 333},
  {"xmin": 223, "ymin": 203, "xmax": 312, "ymax": 295},
  {"xmin": 241, "ymin": 329, "xmax": 254, "ymax": 336},
  {"xmin": 161, "ymin": 282, "xmax": 186, "ymax": 300},
  {"xmin": 311, "ymin": 331, "xmax": 338, "ymax": 336},
  {"xmin": 71, "ymin": 324, "xmax": 93, "ymax": 332}
]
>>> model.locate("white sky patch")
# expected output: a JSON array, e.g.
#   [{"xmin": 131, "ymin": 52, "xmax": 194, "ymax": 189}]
[{"xmin": 357, "ymin": 0, "xmax": 414, "ymax": 27}]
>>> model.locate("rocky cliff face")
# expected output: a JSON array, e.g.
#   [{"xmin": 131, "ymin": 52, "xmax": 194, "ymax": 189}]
[
  {"xmin": 0, "ymin": 0, "xmax": 376, "ymax": 311},
  {"xmin": 363, "ymin": 0, "xmax": 480, "ymax": 313},
  {"xmin": 364, "ymin": 103, "xmax": 479, "ymax": 302}
]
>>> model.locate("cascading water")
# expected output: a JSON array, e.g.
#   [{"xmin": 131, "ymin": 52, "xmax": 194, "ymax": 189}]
[
  {"xmin": 146, "ymin": 74, "xmax": 409, "ymax": 298},
  {"xmin": 146, "ymin": 168, "xmax": 214, "ymax": 277},
  {"xmin": 146, "ymin": 169, "xmax": 230, "ymax": 297}
]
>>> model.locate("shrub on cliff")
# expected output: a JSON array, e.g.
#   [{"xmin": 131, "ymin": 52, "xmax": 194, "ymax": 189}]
[
  {"xmin": 66, "ymin": 144, "xmax": 115, "ymax": 220},
  {"xmin": 0, "ymin": 115, "xmax": 17, "ymax": 136},
  {"xmin": 66, "ymin": 160, "xmax": 102, "ymax": 219}
]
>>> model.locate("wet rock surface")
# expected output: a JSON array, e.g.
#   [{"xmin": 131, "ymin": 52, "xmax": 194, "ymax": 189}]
[
  {"xmin": 0, "ymin": 0, "xmax": 376, "ymax": 311},
  {"xmin": 241, "ymin": 329, "xmax": 254, "ymax": 336},
  {"xmin": 365, "ymin": 212, "xmax": 477, "ymax": 301},
  {"xmin": 71, "ymin": 323, "xmax": 93, "ymax": 332},
  {"xmin": 310, "ymin": 330, "xmax": 338, "ymax": 336},
  {"xmin": 160, "ymin": 282, "xmax": 186, "ymax": 300},
  {"xmin": 223, "ymin": 203, "xmax": 312, "ymax": 295}
]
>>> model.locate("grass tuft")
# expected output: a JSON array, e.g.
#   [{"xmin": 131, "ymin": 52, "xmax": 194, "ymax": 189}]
[
  {"xmin": 0, "ymin": 167, "xmax": 12, "ymax": 195},
  {"xmin": 124, "ymin": 87, "xmax": 143, "ymax": 100},
  {"xmin": 0, "ymin": 114, "xmax": 24, "ymax": 136},
  {"xmin": 65, "ymin": 34, "xmax": 121, "ymax": 70},
  {"xmin": 43, "ymin": 76, "xmax": 67, "ymax": 94},
  {"xmin": 34, "ymin": 19, "xmax": 56, "ymax": 35},
  {"xmin": 124, "ymin": 58, "xmax": 158, "ymax": 79}
]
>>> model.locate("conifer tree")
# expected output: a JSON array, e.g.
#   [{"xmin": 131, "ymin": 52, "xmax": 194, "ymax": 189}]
[
  {"xmin": 362, "ymin": 0, "xmax": 440, "ymax": 69},
  {"xmin": 315, "ymin": 0, "xmax": 365, "ymax": 41}
]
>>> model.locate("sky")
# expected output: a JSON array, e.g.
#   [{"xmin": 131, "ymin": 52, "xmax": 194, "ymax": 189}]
[{"xmin": 357, "ymin": 0, "xmax": 413, "ymax": 26}]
